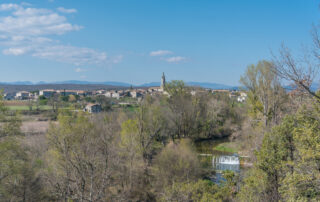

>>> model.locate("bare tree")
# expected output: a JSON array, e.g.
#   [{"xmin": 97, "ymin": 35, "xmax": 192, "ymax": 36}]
[{"xmin": 272, "ymin": 29, "xmax": 320, "ymax": 102}]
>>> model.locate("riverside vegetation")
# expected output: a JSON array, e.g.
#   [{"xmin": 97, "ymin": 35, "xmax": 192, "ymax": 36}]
[
  {"xmin": 2, "ymin": 26, "xmax": 320, "ymax": 202},
  {"xmin": 1, "ymin": 63, "xmax": 320, "ymax": 201}
]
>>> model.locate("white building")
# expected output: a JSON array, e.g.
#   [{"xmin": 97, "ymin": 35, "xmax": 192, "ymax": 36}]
[
  {"xmin": 39, "ymin": 89, "xmax": 56, "ymax": 97},
  {"xmin": 237, "ymin": 92, "xmax": 247, "ymax": 102},
  {"xmin": 130, "ymin": 91, "xmax": 142, "ymax": 98},
  {"xmin": 15, "ymin": 91, "xmax": 30, "ymax": 100}
]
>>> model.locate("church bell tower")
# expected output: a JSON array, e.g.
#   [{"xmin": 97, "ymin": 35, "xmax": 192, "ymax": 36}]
[{"xmin": 161, "ymin": 72, "xmax": 166, "ymax": 90}]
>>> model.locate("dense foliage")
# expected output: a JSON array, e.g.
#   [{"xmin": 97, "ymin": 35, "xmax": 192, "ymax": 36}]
[{"xmin": 1, "ymin": 61, "xmax": 320, "ymax": 201}]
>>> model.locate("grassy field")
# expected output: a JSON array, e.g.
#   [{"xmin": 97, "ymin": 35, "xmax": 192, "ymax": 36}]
[
  {"xmin": 213, "ymin": 142, "xmax": 239, "ymax": 153},
  {"xmin": 6, "ymin": 105, "xmax": 52, "ymax": 111}
]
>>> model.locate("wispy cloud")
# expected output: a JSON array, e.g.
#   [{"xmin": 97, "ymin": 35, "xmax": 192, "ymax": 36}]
[
  {"xmin": 57, "ymin": 7, "xmax": 77, "ymax": 14},
  {"xmin": 75, "ymin": 67, "xmax": 87, "ymax": 72},
  {"xmin": 32, "ymin": 45, "xmax": 108, "ymax": 66},
  {"xmin": 150, "ymin": 50, "xmax": 173, "ymax": 56},
  {"xmin": 3, "ymin": 47, "xmax": 28, "ymax": 55},
  {"xmin": 150, "ymin": 49, "xmax": 187, "ymax": 63},
  {"xmin": 0, "ymin": 3, "xmax": 121, "ymax": 66},
  {"xmin": 165, "ymin": 56, "xmax": 186, "ymax": 63}
]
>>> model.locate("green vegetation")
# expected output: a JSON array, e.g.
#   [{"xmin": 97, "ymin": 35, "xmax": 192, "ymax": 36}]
[
  {"xmin": 214, "ymin": 144, "xmax": 238, "ymax": 153},
  {"xmin": 2, "ymin": 22, "xmax": 320, "ymax": 199},
  {"xmin": 0, "ymin": 82, "xmax": 244, "ymax": 201},
  {"xmin": 6, "ymin": 105, "xmax": 52, "ymax": 111}
]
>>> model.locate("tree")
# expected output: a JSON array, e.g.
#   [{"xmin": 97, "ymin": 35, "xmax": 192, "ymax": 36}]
[
  {"xmin": 135, "ymin": 96, "xmax": 167, "ymax": 164},
  {"xmin": 95, "ymin": 95, "xmax": 112, "ymax": 111},
  {"xmin": 240, "ymin": 60, "xmax": 287, "ymax": 127},
  {"xmin": 38, "ymin": 95, "xmax": 48, "ymax": 106},
  {"xmin": 47, "ymin": 94, "xmax": 60, "ymax": 113},
  {"xmin": 68, "ymin": 94, "xmax": 77, "ymax": 102},
  {"xmin": 60, "ymin": 95, "xmax": 69, "ymax": 102},
  {"xmin": 0, "ymin": 138, "xmax": 48, "ymax": 201},
  {"xmin": 272, "ymin": 24, "xmax": 320, "ymax": 103},
  {"xmin": 152, "ymin": 139, "xmax": 202, "ymax": 190},
  {"xmin": 27, "ymin": 100, "xmax": 34, "ymax": 111},
  {"xmin": 160, "ymin": 179, "xmax": 223, "ymax": 202},
  {"xmin": 164, "ymin": 80, "xmax": 200, "ymax": 139},
  {"xmin": 0, "ymin": 92, "xmax": 46, "ymax": 201},
  {"xmin": 0, "ymin": 92, "xmax": 22, "ymax": 138},
  {"xmin": 45, "ymin": 111, "xmax": 120, "ymax": 201},
  {"xmin": 239, "ymin": 116, "xmax": 296, "ymax": 202},
  {"xmin": 280, "ymin": 105, "xmax": 320, "ymax": 201}
]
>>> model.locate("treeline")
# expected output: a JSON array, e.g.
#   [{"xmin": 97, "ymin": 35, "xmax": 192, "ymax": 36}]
[
  {"xmin": 0, "ymin": 82, "xmax": 243, "ymax": 201},
  {"xmin": 236, "ymin": 22, "xmax": 320, "ymax": 201}
]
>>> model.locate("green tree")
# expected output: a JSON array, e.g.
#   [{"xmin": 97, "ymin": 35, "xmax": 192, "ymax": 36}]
[
  {"xmin": 164, "ymin": 80, "xmax": 199, "ymax": 139},
  {"xmin": 280, "ymin": 105, "xmax": 320, "ymax": 201},
  {"xmin": 152, "ymin": 139, "xmax": 202, "ymax": 191},
  {"xmin": 0, "ymin": 92, "xmax": 46, "ymax": 201},
  {"xmin": 239, "ymin": 116, "xmax": 296, "ymax": 202},
  {"xmin": 160, "ymin": 179, "xmax": 222, "ymax": 202},
  {"xmin": 240, "ymin": 60, "xmax": 287, "ymax": 127}
]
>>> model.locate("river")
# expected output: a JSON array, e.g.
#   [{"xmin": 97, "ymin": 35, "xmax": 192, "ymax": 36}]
[{"xmin": 195, "ymin": 138, "xmax": 246, "ymax": 183}]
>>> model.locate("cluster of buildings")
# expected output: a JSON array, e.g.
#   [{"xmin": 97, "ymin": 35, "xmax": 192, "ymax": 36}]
[
  {"xmin": 3, "ymin": 73, "xmax": 168, "ymax": 101},
  {"xmin": 4, "ymin": 89, "xmax": 89, "ymax": 100},
  {"xmin": 3, "ymin": 73, "xmax": 248, "ymax": 113},
  {"xmin": 4, "ymin": 86, "xmax": 168, "ymax": 101},
  {"xmin": 211, "ymin": 89, "xmax": 247, "ymax": 102}
]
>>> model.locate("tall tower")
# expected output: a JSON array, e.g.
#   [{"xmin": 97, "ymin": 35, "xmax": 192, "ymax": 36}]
[{"xmin": 161, "ymin": 72, "xmax": 166, "ymax": 90}]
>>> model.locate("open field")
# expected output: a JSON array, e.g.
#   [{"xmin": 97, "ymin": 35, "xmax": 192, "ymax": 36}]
[
  {"xmin": 6, "ymin": 105, "xmax": 52, "ymax": 111},
  {"xmin": 4, "ymin": 100, "xmax": 52, "ymax": 111},
  {"xmin": 213, "ymin": 142, "xmax": 240, "ymax": 153}
]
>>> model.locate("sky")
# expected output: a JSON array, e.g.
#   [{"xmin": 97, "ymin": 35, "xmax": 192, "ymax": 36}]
[{"xmin": 0, "ymin": 0, "xmax": 319, "ymax": 85}]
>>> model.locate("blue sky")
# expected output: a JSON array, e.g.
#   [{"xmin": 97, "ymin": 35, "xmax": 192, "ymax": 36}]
[{"xmin": 0, "ymin": 0, "xmax": 319, "ymax": 85}]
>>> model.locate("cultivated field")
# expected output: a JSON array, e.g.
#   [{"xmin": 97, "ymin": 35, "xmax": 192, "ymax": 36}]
[{"xmin": 4, "ymin": 100, "xmax": 52, "ymax": 111}]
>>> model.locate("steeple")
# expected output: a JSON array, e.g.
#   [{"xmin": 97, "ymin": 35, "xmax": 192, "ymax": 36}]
[{"xmin": 161, "ymin": 72, "xmax": 166, "ymax": 90}]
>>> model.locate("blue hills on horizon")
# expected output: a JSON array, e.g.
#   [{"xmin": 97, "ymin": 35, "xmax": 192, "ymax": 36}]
[
  {"xmin": 0, "ymin": 80, "xmax": 239, "ymax": 90},
  {"xmin": 1, "ymin": 80, "xmax": 318, "ymax": 91}
]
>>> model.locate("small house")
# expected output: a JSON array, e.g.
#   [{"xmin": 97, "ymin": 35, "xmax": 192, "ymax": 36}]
[{"xmin": 84, "ymin": 103, "xmax": 102, "ymax": 113}]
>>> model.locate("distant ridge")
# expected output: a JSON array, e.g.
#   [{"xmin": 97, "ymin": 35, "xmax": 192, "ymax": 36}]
[
  {"xmin": 0, "ymin": 80, "xmax": 237, "ymax": 90},
  {"xmin": 7, "ymin": 80, "xmax": 320, "ymax": 91},
  {"xmin": 186, "ymin": 82, "xmax": 238, "ymax": 90}
]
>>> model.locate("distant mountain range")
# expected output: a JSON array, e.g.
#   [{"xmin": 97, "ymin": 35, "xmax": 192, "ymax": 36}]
[
  {"xmin": 0, "ymin": 80, "xmax": 238, "ymax": 90},
  {"xmin": 283, "ymin": 83, "xmax": 319, "ymax": 92},
  {"xmin": 1, "ymin": 80, "xmax": 319, "ymax": 92}
]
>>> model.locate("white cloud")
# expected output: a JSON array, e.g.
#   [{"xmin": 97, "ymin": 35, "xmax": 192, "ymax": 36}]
[
  {"xmin": 0, "ymin": 4, "xmax": 21, "ymax": 11},
  {"xmin": 57, "ymin": 7, "xmax": 77, "ymax": 14},
  {"xmin": 75, "ymin": 68, "xmax": 86, "ymax": 72},
  {"xmin": 111, "ymin": 55, "xmax": 123, "ymax": 64},
  {"xmin": 165, "ymin": 56, "xmax": 186, "ymax": 63},
  {"xmin": 0, "ymin": 3, "xmax": 119, "ymax": 66},
  {"xmin": 32, "ymin": 45, "xmax": 108, "ymax": 66},
  {"xmin": 3, "ymin": 47, "xmax": 28, "ymax": 55},
  {"xmin": 0, "ymin": 12, "xmax": 82, "ymax": 36},
  {"xmin": 150, "ymin": 50, "xmax": 173, "ymax": 56}
]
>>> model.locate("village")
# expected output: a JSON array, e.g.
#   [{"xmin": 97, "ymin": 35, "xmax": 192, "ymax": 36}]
[{"xmin": 2, "ymin": 74, "xmax": 248, "ymax": 114}]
